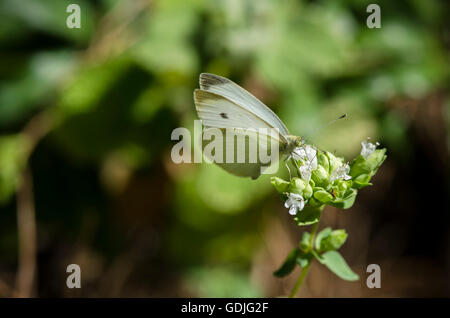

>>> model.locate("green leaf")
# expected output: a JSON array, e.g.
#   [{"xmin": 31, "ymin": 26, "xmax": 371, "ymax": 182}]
[
  {"xmin": 314, "ymin": 227, "xmax": 332, "ymax": 250},
  {"xmin": 273, "ymin": 248, "xmax": 300, "ymax": 277},
  {"xmin": 273, "ymin": 246, "xmax": 313, "ymax": 277},
  {"xmin": 318, "ymin": 229, "xmax": 348, "ymax": 252},
  {"xmin": 352, "ymin": 174, "xmax": 372, "ymax": 189},
  {"xmin": 294, "ymin": 205, "xmax": 323, "ymax": 226},
  {"xmin": 315, "ymin": 251, "xmax": 359, "ymax": 281},
  {"xmin": 296, "ymin": 252, "xmax": 313, "ymax": 268}
]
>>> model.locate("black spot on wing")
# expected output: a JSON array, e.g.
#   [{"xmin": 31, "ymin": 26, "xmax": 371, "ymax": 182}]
[{"xmin": 220, "ymin": 112, "xmax": 229, "ymax": 119}]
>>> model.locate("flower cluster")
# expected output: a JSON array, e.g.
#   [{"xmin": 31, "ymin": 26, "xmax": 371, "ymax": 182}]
[
  {"xmin": 271, "ymin": 139, "xmax": 386, "ymax": 225},
  {"xmin": 272, "ymin": 139, "xmax": 387, "ymax": 286}
]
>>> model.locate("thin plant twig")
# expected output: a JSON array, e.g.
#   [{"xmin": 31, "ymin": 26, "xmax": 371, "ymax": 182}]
[
  {"xmin": 13, "ymin": 111, "xmax": 53, "ymax": 298},
  {"xmin": 14, "ymin": 168, "xmax": 37, "ymax": 297}
]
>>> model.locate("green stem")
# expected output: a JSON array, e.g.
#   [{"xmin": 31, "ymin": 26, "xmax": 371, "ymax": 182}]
[
  {"xmin": 308, "ymin": 221, "xmax": 319, "ymax": 249},
  {"xmin": 288, "ymin": 220, "xmax": 320, "ymax": 298},
  {"xmin": 288, "ymin": 262, "xmax": 310, "ymax": 298}
]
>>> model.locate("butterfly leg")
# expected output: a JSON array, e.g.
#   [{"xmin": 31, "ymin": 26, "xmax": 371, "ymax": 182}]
[{"xmin": 284, "ymin": 155, "xmax": 292, "ymax": 180}]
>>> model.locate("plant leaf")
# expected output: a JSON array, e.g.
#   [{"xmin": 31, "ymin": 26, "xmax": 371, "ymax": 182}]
[
  {"xmin": 319, "ymin": 229, "xmax": 348, "ymax": 252},
  {"xmin": 273, "ymin": 248, "xmax": 300, "ymax": 277},
  {"xmin": 315, "ymin": 250, "xmax": 359, "ymax": 281},
  {"xmin": 314, "ymin": 227, "xmax": 332, "ymax": 250},
  {"xmin": 296, "ymin": 252, "xmax": 313, "ymax": 268},
  {"xmin": 294, "ymin": 205, "xmax": 322, "ymax": 226}
]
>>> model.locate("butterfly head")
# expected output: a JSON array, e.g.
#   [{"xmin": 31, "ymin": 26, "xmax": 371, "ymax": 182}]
[
  {"xmin": 286, "ymin": 135, "xmax": 303, "ymax": 147},
  {"xmin": 294, "ymin": 136, "xmax": 304, "ymax": 148},
  {"xmin": 285, "ymin": 135, "xmax": 304, "ymax": 155}
]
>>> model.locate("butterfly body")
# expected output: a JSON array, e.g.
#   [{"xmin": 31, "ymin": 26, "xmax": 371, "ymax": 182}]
[{"xmin": 284, "ymin": 135, "xmax": 303, "ymax": 153}]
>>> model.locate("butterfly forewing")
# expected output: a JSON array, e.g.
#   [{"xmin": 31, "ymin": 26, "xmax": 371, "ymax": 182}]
[
  {"xmin": 194, "ymin": 89, "xmax": 283, "ymax": 135},
  {"xmin": 198, "ymin": 73, "xmax": 290, "ymax": 137}
]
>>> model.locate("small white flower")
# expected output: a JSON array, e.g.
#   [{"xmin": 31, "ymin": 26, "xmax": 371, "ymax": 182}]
[
  {"xmin": 293, "ymin": 145, "xmax": 318, "ymax": 170},
  {"xmin": 361, "ymin": 139, "xmax": 380, "ymax": 159},
  {"xmin": 284, "ymin": 193, "xmax": 305, "ymax": 215},
  {"xmin": 330, "ymin": 163, "xmax": 352, "ymax": 183},
  {"xmin": 299, "ymin": 165, "xmax": 312, "ymax": 182},
  {"xmin": 293, "ymin": 145, "xmax": 317, "ymax": 182}
]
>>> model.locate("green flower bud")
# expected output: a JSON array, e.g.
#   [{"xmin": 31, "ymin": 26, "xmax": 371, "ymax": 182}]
[
  {"xmin": 311, "ymin": 165, "xmax": 329, "ymax": 187},
  {"xmin": 330, "ymin": 188, "xmax": 357, "ymax": 209},
  {"xmin": 271, "ymin": 177, "xmax": 290, "ymax": 194},
  {"xmin": 336, "ymin": 179, "xmax": 349, "ymax": 193},
  {"xmin": 290, "ymin": 177, "xmax": 306, "ymax": 194},
  {"xmin": 303, "ymin": 183, "xmax": 313, "ymax": 199},
  {"xmin": 317, "ymin": 151, "xmax": 329, "ymax": 172},
  {"xmin": 329, "ymin": 179, "xmax": 350, "ymax": 199},
  {"xmin": 313, "ymin": 187, "xmax": 333, "ymax": 203},
  {"xmin": 350, "ymin": 149, "xmax": 387, "ymax": 178}
]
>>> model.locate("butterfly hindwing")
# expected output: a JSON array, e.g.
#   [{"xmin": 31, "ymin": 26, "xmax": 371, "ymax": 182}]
[{"xmin": 201, "ymin": 127, "xmax": 284, "ymax": 179}]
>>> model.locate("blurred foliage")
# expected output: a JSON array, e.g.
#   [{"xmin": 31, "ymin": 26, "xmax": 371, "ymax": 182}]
[{"xmin": 0, "ymin": 0, "xmax": 448, "ymax": 297}]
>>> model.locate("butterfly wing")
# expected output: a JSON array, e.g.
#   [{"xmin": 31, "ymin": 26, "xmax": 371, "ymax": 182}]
[
  {"xmin": 202, "ymin": 127, "xmax": 285, "ymax": 179},
  {"xmin": 195, "ymin": 89, "xmax": 281, "ymax": 134},
  {"xmin": 195, "ymin": 73, "xmax": 290, "ymax": 140}
]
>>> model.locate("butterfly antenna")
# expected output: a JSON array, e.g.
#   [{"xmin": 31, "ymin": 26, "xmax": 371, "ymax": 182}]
[
  {"xmin": 319, "ymin": 114, "xmax": 347, "ymax": 131},
  {"xmin": 305, "ymin": 114, "xmax": 348, "ymax": 140}
]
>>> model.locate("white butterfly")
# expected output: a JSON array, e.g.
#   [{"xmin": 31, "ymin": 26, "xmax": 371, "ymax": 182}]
[{"xmin": 194, "ymin": 73, "xmax": 303, "ymax": 179}]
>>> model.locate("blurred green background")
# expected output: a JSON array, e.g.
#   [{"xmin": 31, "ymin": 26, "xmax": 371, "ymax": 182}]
[{"xmin": 0, "ymin": 0, "xmax": 449, "ymax": 297}]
